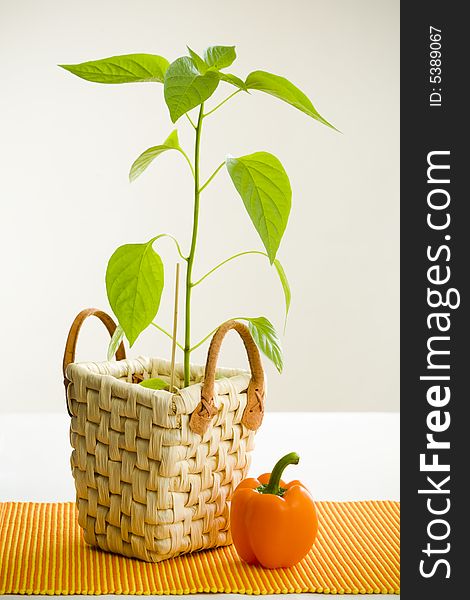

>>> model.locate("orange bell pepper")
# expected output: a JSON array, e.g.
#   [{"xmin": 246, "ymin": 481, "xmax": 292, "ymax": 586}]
[{"xmin": 230, "ymin": 452, "xmax": 318, "ymax": 569}]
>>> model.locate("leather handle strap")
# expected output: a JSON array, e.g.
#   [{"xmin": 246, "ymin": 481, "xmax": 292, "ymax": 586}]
[
  {"xmin": 63, "ymin": 308, "xmax": 125, "ymax": 416},
  {"xmin": 189, "ymin": 320, "xmax": 265, "ymax": 435}
]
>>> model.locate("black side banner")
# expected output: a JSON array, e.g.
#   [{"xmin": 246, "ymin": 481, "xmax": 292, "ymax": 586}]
[{"xmin": 401, "ymin": 2, "xmax": 467, "ymax": 597}]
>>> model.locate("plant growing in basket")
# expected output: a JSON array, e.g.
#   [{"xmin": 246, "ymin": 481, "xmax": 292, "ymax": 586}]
[
  {"xmin": 60, "ymin": 46, "xmax": 335, "ymax": 387},
  {"xmin": 60, "ymin": 46, "xmax": 336, "ymax": 563}
]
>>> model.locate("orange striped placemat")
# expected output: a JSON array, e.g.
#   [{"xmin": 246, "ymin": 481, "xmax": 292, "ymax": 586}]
[{"xmin": 0, "ymin": 501, "xmax": 400, "ymax": 595}]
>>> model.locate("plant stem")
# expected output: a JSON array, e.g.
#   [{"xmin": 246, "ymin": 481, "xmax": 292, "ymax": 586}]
[
  {"xmin": 185, "ymin": 112, "xmax": 196, "ymax": 129},
  {"xmin": 192, "ymin": 251, "xmax": 266, "ymax": 287},
  {"xmin": 199, "ymin": 161, "xmax": 225, "ymax": 193},
  {"xmin": 203, "ymin": 89, "xmax": 242, "ymax": 118},
  {"xmin": 189, "ymin": 326, "xmax": 219, "ymax": 353},
  {"xmin": 189, "ymin": 316, "xmax": 247, "ymax": 353},
  {"xmin": 150, "ymin": 322, "xmax": 184, "ymax": 350},
  {"xmin": 178, "ymin": 148, "xmax": 195, "ymax": 178},
  {"xmin": 153, "ymin": 233, "xmax": 188, "ymax": 261},
  {"xmin": 184, "ymin": 103, "xmax": 204, "ymax": 386},
  {"xmin": 260, "ymin": 452, "xmax": 300, "ymax": 496}
]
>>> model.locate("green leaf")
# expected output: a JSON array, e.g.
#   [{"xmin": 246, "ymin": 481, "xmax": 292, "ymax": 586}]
[
  {"xmin": 186, "ymin": 47, "xmax": 208, "ymax": 74},
  {"xmin": 273, "ymin": 259, "xmax": 291, "ymax": 328},
  {"xmin": 244, "ymin": 317, "xmax": 283, "ymax": 373},
  {"xmin": 245, "ymin": 70, "xmax": 336, "ymax": 129},
  {"xmin": 106, "ymin": 239, "xmax": 164, "ymax": 347},
  {"xmin": 138, "ymin": 377, "xmax": 169, "ymax": 390},
  {"xmin": 107, "ymin": 324, "xmax": 124, "ymax": 361},
  {"xmin": 129, "ymin": 130, "xmax": 181, "ymax": 182},
  {"xmin": 226, "ymin": 152, "xmax": 291, "ymax": 263},
  {"xmin": 59, "ymin": 53, "xmax": 169, "ymax": 84},
  {"xmin": 203, "ymin": 46, "xmax": 236, "ymax": 70},
  {"xmin": 164, "ymin": 57, "xmax": 220, "ymax": 122},
  {"xmin": 220, "ymin": 72, "xmax": 247, "ymax": 91}
]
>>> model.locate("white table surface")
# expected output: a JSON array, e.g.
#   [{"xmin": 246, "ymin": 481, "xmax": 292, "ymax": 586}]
[{"xmin": 0, "ymin": 412, "xmax": 399, "ymax": 598}]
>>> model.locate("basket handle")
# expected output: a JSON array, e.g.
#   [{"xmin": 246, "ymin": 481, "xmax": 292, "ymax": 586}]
[
  {"xmin": 62, "ymin": 308, "xmax": 126, "ymax": 416},
  {"xmin": 189, "ymin": 320, "xmax": 265, "ymax": 436}
]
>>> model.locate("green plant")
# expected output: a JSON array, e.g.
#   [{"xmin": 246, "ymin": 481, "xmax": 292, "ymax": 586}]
[{"xmin": 60, "ymin": 46, "xmax": 335, "ymax": 387}]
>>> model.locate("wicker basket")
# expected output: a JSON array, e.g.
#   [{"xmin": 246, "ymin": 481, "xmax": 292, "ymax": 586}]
[{"xmin": 63, "ymin": 308, "xmax": 265, "ymax": 562}]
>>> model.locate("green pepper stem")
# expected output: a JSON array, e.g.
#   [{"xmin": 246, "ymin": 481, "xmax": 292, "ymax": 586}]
[{"xmin": 262, "ymin": 452, "xmax": 300, "ymax": 495}]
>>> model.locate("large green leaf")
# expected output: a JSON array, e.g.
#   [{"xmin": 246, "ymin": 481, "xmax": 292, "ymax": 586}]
[
  {"xmin": 203, "ymin": 46, "xmax": 236, "ymax": 70},
  {"xmin": 164, "ymin": 57, "xmax": 220, "ymax": 122},
  {"xmin": 186, "ymin": 47, "xmax": 208, "ymax": 74},
  {"xmin": 106, "ymin": 240, "xmax": 164, "ymax": 346},
  {"xmin": 226, "ymin": 152, "xmax": 291, "ymax": 263},
  {"xmin": 273, "ymin": 258, "xmax": 291, "ymax": 327},
  {"xmin": 129, "ymin": 130, "xmax": 181, "ymax": 182},
  {"xmin": 59, "ymin": 53, "xmax": 169, "ymax": 84},
  {"xmin": 245, "ymin": 70, "xmax": 336, "ymax": 129},
  {"xmin": 244, "ymin": 317, "xmax": 283, "ymax": 373},
  {"xmin": 107, "ymin": 324, "xmax": 124, "ymax": 360}
]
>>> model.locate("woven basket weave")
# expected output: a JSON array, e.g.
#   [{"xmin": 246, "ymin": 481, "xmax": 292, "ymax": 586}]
[{"xmin": 63, "ymin": 309, "xmax": 265, "ymax": 563}]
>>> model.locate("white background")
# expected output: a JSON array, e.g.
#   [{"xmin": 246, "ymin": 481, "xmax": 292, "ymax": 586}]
[{"xmin": 0, "ymin": 0, "xmax": 399, "ymax": 413}]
